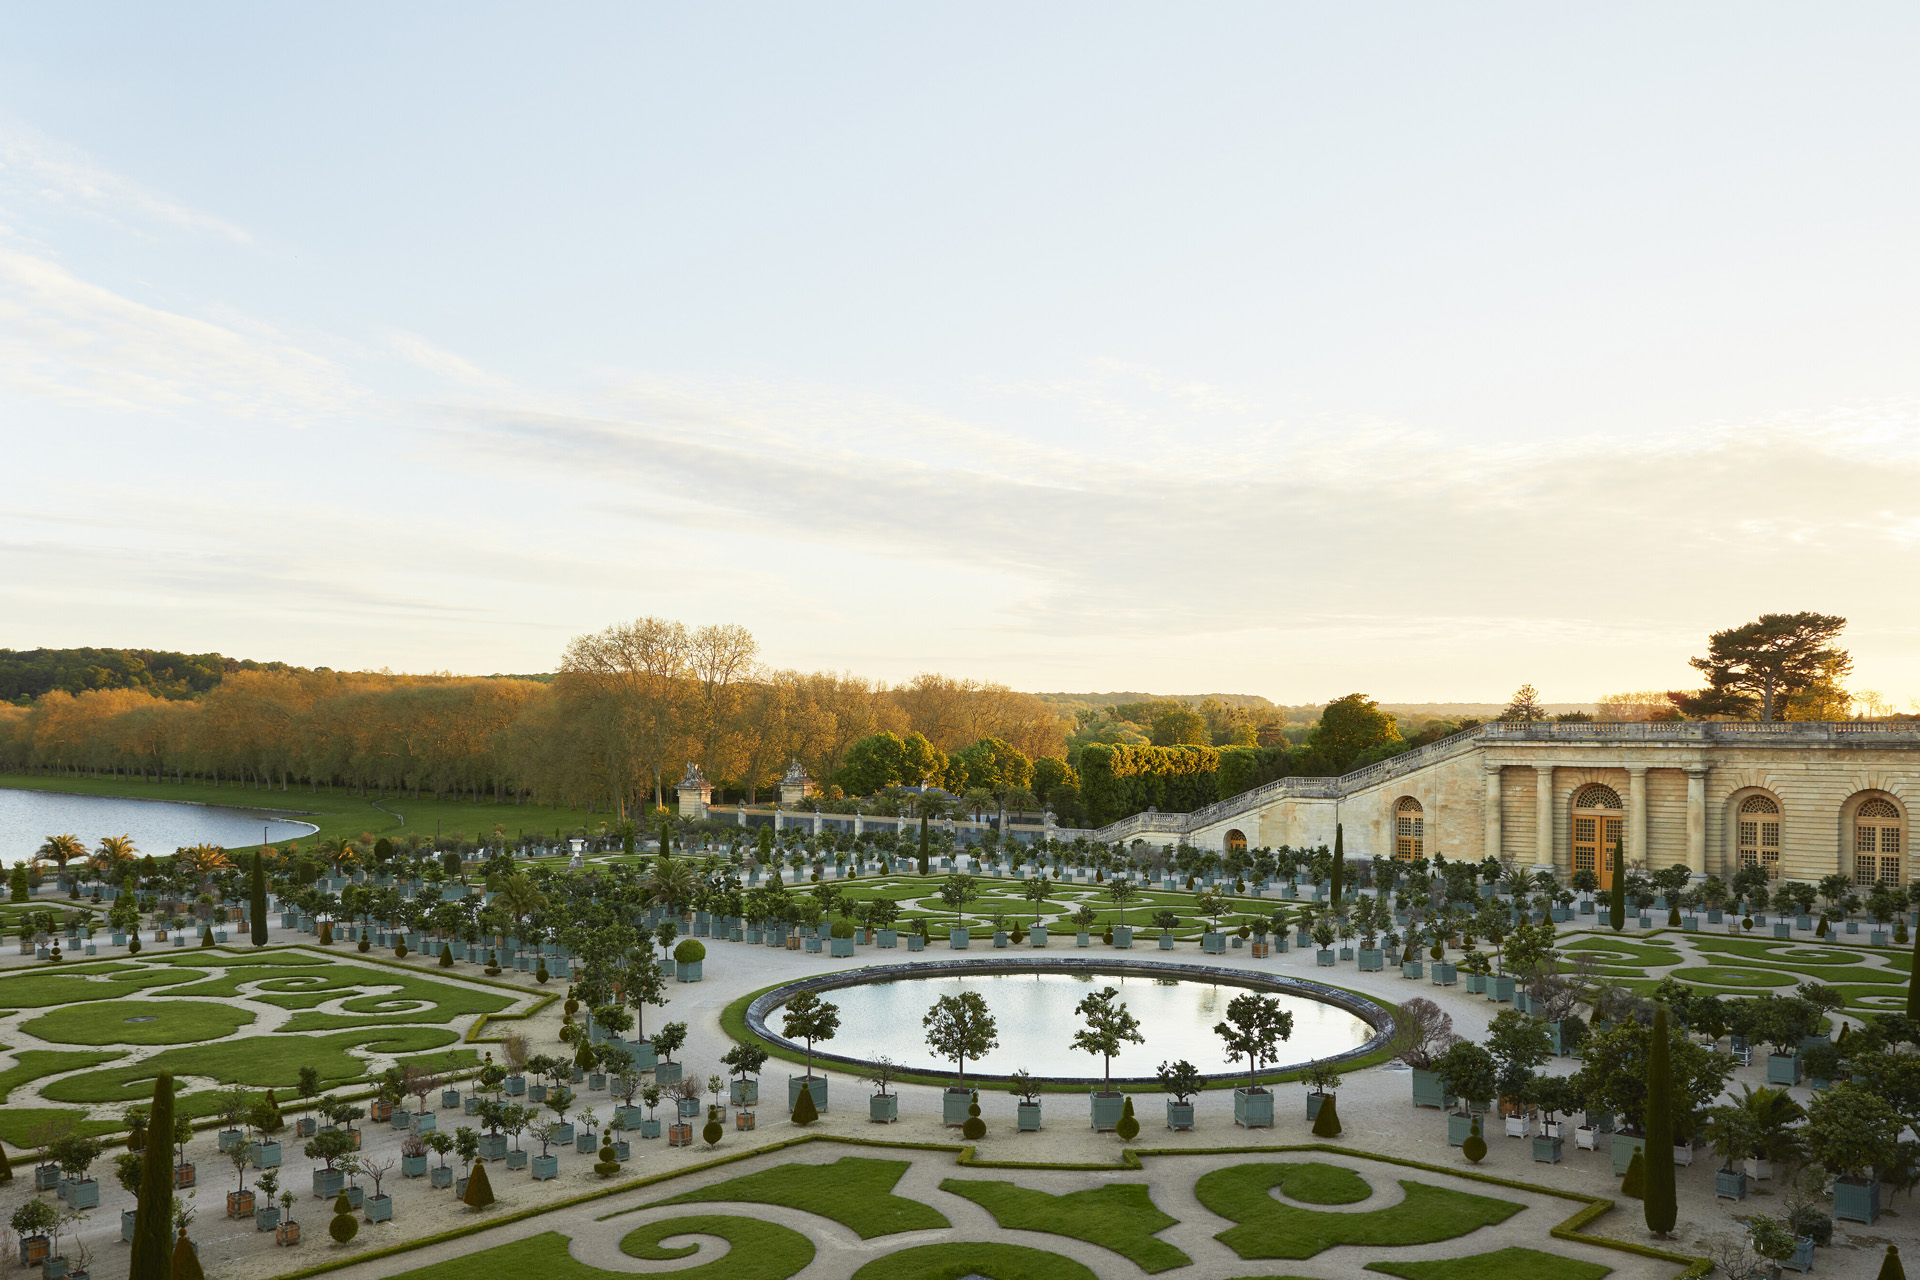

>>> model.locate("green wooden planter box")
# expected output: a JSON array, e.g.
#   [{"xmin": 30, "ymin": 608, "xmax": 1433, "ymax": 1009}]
[
  {"xmin": 1610, "ymin": 1133, "xmax": 1646, "ymax": 1176},
  {"xmin": 1232, "ymin": 1088, "xmax": 1274, "ymax": 1128}
]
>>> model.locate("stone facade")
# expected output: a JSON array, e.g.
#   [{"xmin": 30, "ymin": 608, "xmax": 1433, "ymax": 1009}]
[{"xmin": 1086, "ymin": 722, "xmax": 1917, "ymax": 886}]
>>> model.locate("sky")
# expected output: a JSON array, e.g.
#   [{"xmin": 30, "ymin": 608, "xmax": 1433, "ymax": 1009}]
[{"xmin": 2, "ymin": 3, "xmax": 1918, "ymax": 705}]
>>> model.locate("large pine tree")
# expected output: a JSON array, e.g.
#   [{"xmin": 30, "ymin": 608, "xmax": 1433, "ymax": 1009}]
[
  {"xmin": 1643, "ymin": 1005, "xmax": 1677, "ymax": 1235},
  {"xmin": 129, "ymin": 1074, "xmax": 175, "ymax": 1280}
]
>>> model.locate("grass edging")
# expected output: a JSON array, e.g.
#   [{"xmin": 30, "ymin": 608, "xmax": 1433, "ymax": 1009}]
[{"xmin": 718, "ymin": 974, "xmax": 1398, "ymax": 1093}]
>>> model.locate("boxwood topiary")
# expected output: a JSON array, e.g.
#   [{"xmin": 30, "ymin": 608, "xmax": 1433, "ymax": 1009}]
[
  {"xmin": 675, "ymin": 939, "xmax": 706, "ymax": 964},
  {"xmin": 830, "ymin": 920, "xmax": 854, "ymax": 940},
  {"xmin": 329, "ymin": 1190, "xmax": 359, "ymax": 1242},
  {"xmin": 1461, "ymin": 1115, "xmax": 1487, "ymax": 1164},
  {"xmin": 1115, "ymin": 1095, "xmax": 1139, "ymax": 1141},
  {"xmin": 962, "ymin": 1091, "xmax": 986, "ymax": 1141}
]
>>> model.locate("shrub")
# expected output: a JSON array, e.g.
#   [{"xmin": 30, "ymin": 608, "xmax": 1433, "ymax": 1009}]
[
  {"xmin": 394, "ymin": 942, "xmax": 408, "ymax": 959},
  {"xmin": 674, "ymin": 939, "xmax": 706, "ymax": 964},
  {"xmin": 1311, "ymin": 1094, "xmax": 1342, "ymax": 1138},
  {"xmin": 358, "ymin": 930, "xmax": 371, "ymax": 953},
  {"xmin": 791, "ymin": 1087, "xmax": 819, "ymax": 1126},
  {"xmin": 1461, "ymin": 1115, "xmax": 1486, "ymax": 1163},
  {"xmin": 595, "ymin": 1140, "xmax": 620, "ymax": 1177},
  {"xmin": 462, "ymin": 1159, "xmax": 495, "ymax": 1208},
  {"xmin": 829, "ymin": 920, "xmax": 854, "ymax": 940},
  {"xmin": 962, "ymin": 1091, "xmax": 986, "ymax": 1141},
  {"xmin": 439, "ymin": 944, "xmax": 453, "ymax": 968},
  {"xmin": 328, "ymin": 1190, "xmax": 359, "ymax": 1242},
  {"xmin": 1115, "ymin": 1095, "xmax": 1139, "ymax": 1141},
  {"xmin": 1619, "ymin": 1149, "xmax": 1645, "ymax": 1199}
]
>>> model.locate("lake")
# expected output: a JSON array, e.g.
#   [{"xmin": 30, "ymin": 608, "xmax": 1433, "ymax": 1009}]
[{"xmin": 0, "ymin": 787, "xmax": 319, "ymax": 861}]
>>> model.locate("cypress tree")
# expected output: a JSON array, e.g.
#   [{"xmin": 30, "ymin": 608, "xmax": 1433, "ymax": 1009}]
[
  {"xmin": 250, "ymin": 852, "xmax": 268, "ymax": 947},
  {"xmin": 659, "ymin": 818, "xmax": 671, "ymax": 859},
  {"xmin": 1907, "ymin": 926, "xmax": 1920, "ymax": 1020},
  {"xmin": 918, "ymin": 813, "xmax": 930, "ymax": 875},
  {"xmin": 1642, "ymin": 1003, "xmax": 1677, "ymax": 1235},
  {"xmin": 1608, "ymin": 838, "xmax": 1627, "ymax": 932},
  {"xmin": 1329, "ymin": 825, "xmax": 1345, "ymax": 905},
  {"xmin": 1311, "ymin": 1094, "xmax": 1342, "ymax": 1138},
  {"xmin": 129, "ymin": 1073, "xmax": 175, "ymax": 1280}
]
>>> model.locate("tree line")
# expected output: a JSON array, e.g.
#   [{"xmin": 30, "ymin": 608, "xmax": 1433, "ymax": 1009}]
[{"xmin": 0, "ymin": 618, "xmax": 1073, "ymax": 822}]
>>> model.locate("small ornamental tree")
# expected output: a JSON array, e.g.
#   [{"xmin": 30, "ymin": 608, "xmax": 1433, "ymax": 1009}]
[
  {"xmin": 1156, "ymin": 1059, "xmax": 1203, "ymax": 1106},
  {"xmin": 780, "ymin": 990, "xmax": 841, "ymax": 1081},
  {"xmin": 924, "ymin": 990, "xmax": 1000, "ymax": 1085},
  {"xmin": 1071, "ymin": 986, "xmax": 1145, "ymax": 1094},
  {"xmin": 1213, "ymin": 992, "xmax": 1294, "ymax": 1095},
  {"xmin": 1804, "ymin": 1084, "xmax": 1901, "ymax": 1184}
]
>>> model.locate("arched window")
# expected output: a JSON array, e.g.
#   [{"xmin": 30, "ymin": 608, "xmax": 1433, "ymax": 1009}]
[
  {"xmin": 1571, "ymin": 784, "xmax": 1624, "ymax": 890},
  {"xmin": 1738, "ymin": 794, "xmax": 1782, "ymax": 881},
  {"xmin": 1853, "ymin": 798, "xmax": 1905, "ymax": 887},
  {"xmin": 1394, "ymin": 797, "xmax": 1423, "ymax": 860}
]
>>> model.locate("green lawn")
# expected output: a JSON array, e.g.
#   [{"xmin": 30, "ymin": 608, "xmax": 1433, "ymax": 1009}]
[
  {"xmin": 1365, "ymin": 1246, "xmax": 1612, "ymax": 1280},
  {"xmin": 620, "ymin": 1215, "xmax": 816, "ymax": 1280},
  {"xmin": 1559, "ymin": 938, "xmax": 1684, "ymax": 968},
  {"xmin": 40, "ymin": 1026, "xmax": 464, "ymax": 1108},
  {"xmin": 646, "ymin": 1156, "xmax": 949, "ymax": 1238},
  {"xmin": 23, "ymin": 998, "xmax": 255, "ymax": 1045},
  {"xmin": 0, "ymin": 1106, "xmax": 124, "ymax": 1148},
  {"xmin": 1692, "ymin": 936, "xmax": 1909, "ymax": 970},
  {"xmin": 850, "ymin": 1243, "xmax": 1099, "ymax": 1280},
  {"xmin": 1195, "ymin": 1163, "xmax": 1523, "ymax": 1260},
  {"xmin": 0, "ymin": 964, "xmax": 209, "ymax": 1007},
  {"xmin": 0, "ymin": 1049, "xmax": 125, "ymax": 1104},
  {"xmin": 1664, "ymin": 967, "xmax": 1796, "ymax": 989},
  {"xmin": 939, "ymin": 1179, "xmax": 1189, "ymax": 1273}
]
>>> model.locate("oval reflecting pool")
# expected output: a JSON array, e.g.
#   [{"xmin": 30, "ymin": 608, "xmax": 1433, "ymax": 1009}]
[
  {"xmin": 770, "ymin": 969, "xmax": 1375, "ymax": 1081},
  {"xmin": 0, "ymin": 788, "xmax": 318, "ymax": 861}
]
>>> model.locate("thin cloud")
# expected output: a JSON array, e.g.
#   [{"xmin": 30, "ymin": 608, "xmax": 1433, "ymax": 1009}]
[{"xmin": 0, "ymin": 118, "xmax": 252, "ymax": 245}]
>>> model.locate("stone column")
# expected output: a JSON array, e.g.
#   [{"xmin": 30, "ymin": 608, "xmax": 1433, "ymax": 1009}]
[
  {"xmin": 1483, "ymin": 763, "xmax": 1503, "ymax": 862},
  {"xmin": 1627, "ymin": 765, "xmax": 1648, "ymax": 869},
  {"xmin": 1534, "ymin": 765, "xmax": 1555, "ymax": 871},
  {"xmin": 1686, "ymin": 766, "xmax": 1708, "ymax": 874}
]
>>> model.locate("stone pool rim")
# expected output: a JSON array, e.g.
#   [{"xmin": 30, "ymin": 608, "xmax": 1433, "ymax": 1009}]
[{"xmin": 743, "ymin": 956, "xmax": 1396, "ymax": 1088}]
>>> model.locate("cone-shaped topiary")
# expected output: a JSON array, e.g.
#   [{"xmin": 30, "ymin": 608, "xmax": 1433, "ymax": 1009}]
[
  {"xmin": 172, "ymin": 1225, "xmax": 206, "ymax": 1280},
  {"xmin": 440, "ymin": 943, "xmax": 453, "ymax": 968},
  {"xmin": 1879, "ymin": 1244, "xmax": 1906, "ymax": 1280},
  {"xmin": 962, "ymin": 1091, "xmax": 986, "ymax": 1141},
  {"xmin": 1311, "ymin": 1094, "xmax": 1342, "ymax": 1138},
  {"xmin": 791, "ymin": 1086, "xmax": 819, "ymax": 1126},
  {"xmin": 595, "ymin": 1139, "xmax": 620, "ymax": 1177},
  {"xmin": 1461, "ymin": 1115, "xmax": 1486, "ymax": 1163},
  {"xmin": 1643, "ymin": 1003, "xmax": 1677, "ymax": 1235},
  {"xmin": 463, "ymin": 1158, "xmax": 495, "ymax": 1208},
  {"xmin": 319, "ymin": 921, "xmax": 333, "ymax": 945},
  {"xmin": 200, "ymin": 925, "xmax": 214, "ymax": 948},
  {"xmin": 1667, "ymin": 906, "xmax": 1681, "ymax": 927},
  {"xmin": 1620, "ymin": 1148, "xmax": 1645, "ymax": 1199},
  {"xmin": 329, "ymin": 1190, "xmax": 359, "ymax": 1243},
  {"xmin": 1116, "ymin": 1095, "xmax": 1140, "ymax": 1141},
  {"xmin": 1815, "ymin": 915, "xmax": 1828, "ymax": 937},
  {"xmin": 129, "ymin": 1073, "xmax": 174, "ymax": 1280}
]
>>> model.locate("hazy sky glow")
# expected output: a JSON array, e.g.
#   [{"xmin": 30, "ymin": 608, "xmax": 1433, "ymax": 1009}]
[{"xmin": 4, "ymin": 4, "xmax": 1918, "ymax": 703}]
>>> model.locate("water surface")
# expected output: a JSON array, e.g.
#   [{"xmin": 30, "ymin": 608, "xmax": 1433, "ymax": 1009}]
[{"xmin": 0, "ymin": 787, "xmax": 318, "ymax": 861}]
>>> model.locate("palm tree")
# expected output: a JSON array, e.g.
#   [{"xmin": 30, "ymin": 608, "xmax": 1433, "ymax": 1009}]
[
  {"xmin": 36, "ymin": 834, "xmax": 86, "ymax": 870},
  {"xmin": 495, "ymin": 872, "xmax": 549, "ymax": 939},
  {"xmin": 95, "ymin": 834, "xmax": 137, "ymax": 867},
  {"xmin": 643, "ymin": 857, "xmax": 697, "ymax": 919}
]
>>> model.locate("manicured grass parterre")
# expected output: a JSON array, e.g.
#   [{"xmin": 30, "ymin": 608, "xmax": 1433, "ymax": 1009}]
[
  {"xmin": 849, "ymin": 1242, "xmax": 1099, "ymax": 1280},
  {"xmin": 0, "ymin": 1049, "xmax": 124, "ymax": 1104},
  {"xmin": 621, "ymin": 1215, "xmax": 817, "ymax": 1280},
  {"xmin": 23, "ymin": 997, "xmax": 255, "ymax": 1045},
  {"xmin": 0, "ymin": 963, "xmax": 210, "ymax": 1007},
  {"xmin": 1196, "ymin": 1162, "xmax": 1524, "ymax": 1260},
  {"xmin": 648, "ymin": 1156, "xmax": 950, "ymax": 1237},
  {"xmin": 39, "ymin": 1026, "xmax": 467, "ymax": 1110},
  {"xmin": 940, "ymin": 1178, "xmax": 1190, "ymax": 1273},
  {"xmin": 1365, "ymin": 1246, "xmax": 1613, "ymax": 1280}
]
